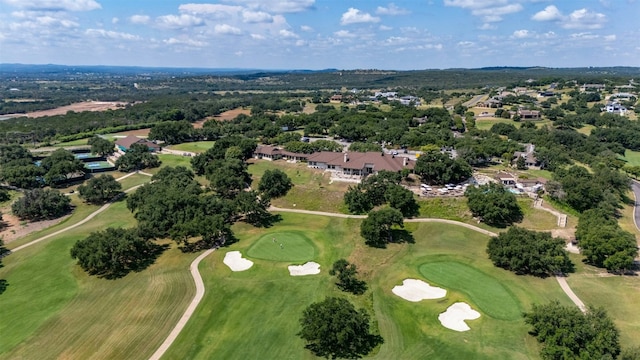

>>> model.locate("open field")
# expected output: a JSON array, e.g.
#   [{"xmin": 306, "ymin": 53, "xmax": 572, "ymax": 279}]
[
  {"xmin": 167, "ymin": 141, "xmax": 215, "ymax": 153},
  {"xmin": 248, "ymin": 160, "xmax": 351, "ymax": 213},
  {"xmin": 193, "ymin": 108, "xmax": 251, "ymax": 128}
]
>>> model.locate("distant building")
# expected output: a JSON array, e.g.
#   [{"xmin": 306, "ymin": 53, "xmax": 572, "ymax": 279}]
[
  {"xmin": 115, "ymin": 135, "xmax": 160, "ymax": 152},
  {"xmin": 517, "ymin": 109, "xmax": 541, "ymax": 120},
  {"xmin": 603, "ymin": 102, "xmax": 628, "ymax": 115},
  {"xmin": 308, "ymin": 151, "xmax": 414, "ymax": 177}
]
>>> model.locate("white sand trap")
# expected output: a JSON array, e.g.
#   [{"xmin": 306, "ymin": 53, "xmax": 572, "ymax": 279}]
[
  {"xmin": 223, "ymin": 251, "xmax": 254, "ymax": 272},
  {"xmin": 392, "ymin": 279, "xmax": 447, "ymax": 302},
  {"xmin": 438, "ymin": 302, "xmax": 481, "ymax": 332},
  {"xmin": 288, "ymin": 262, "xmax": 321, "ymax": 276}
]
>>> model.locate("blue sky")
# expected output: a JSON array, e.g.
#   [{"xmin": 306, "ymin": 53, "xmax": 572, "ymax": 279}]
[{"xmin": 0, "ymin": 0, "xmax": 638, "ymax": 70}]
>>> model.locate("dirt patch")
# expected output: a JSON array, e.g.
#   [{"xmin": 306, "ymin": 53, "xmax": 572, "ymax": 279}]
[
  {"xmin": 0, "ymin": 211, "xmax": 70, "ymax": 244},
  {"xmin": 192, "ymin": 108, "xmax": 251, "ymax": 128},
  {"xmin": 11, "ymin": 101, "xmax": 129, "ymax": 118},
  {"xmin": 114, "ymin": 128, "xmax": 151, "ymax": 137}
]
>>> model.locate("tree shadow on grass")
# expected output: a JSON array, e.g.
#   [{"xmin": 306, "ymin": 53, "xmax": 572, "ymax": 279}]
[
  {"xmin": 0, "ymin": 279, "xmax": 8, "ymax": 295},
  {"xmin": 246, "ymin": 212, "xmax": 282, "ymax": 228},
  {"xmin": 98, "ymin": 242, "xmax": 169, "ymax": 280},
  {"xmin": 390, "ymin": 229, "xmax": 415, "ymax": 244}
]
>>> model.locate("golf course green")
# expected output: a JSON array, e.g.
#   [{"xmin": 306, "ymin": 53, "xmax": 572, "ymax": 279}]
[{"xmin": 247, "ymin": 231, "xmax": 317, "ymax": 262}]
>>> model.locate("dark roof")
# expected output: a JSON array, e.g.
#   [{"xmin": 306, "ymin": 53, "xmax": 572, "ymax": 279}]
[
  {"xmin": 115, "ymin": 135, "xmax": 159, "ymax": 149},
  {"xmin": 308, "ymin": 151, "xmax": 414, "ymax": 172},
  {"xmin": 255, "ymin": 145, "xmax": 281, "ymax": 156}
]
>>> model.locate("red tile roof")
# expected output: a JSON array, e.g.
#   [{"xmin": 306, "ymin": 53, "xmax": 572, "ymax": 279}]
[{"xmin": 308, "ymin": 151, "xmax": 414, "ymax": 172}]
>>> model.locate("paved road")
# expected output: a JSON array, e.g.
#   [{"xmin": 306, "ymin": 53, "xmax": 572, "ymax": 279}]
[
  {"xmin": 632, "ymin": 180, "xmax": 640, "ymax": 232},
  {"xmin": 148, "ymin": 248, "xmax": 215, "ymax": 360},
  {"xmin": 463, "ymin": 94, "xmax": 485, "ymax": 107},
  {"xmin": 270, "ymin": 206, "xmax": 587, "ymax": 311},
  {"xmin": 10, "ymin": 172, "xmax": 147, "ymax": 253}
]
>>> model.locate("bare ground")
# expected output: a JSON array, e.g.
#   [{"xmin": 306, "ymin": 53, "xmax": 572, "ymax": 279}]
[
  {"xmin": 0, "ymin": 210, "xmax": 70, "ymax": 244},
  {"xmin": 6, "ymin": 101, "xmax": 129, "ymax": 119},
  {"xmin": 192, "ymin": 108, "xmax": 251, "ymax": 128}
]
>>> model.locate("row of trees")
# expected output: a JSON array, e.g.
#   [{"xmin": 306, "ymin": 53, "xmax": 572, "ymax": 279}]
[{"xmin": 0, "ymin": 145, "xmax": 86, "ymax": 189}]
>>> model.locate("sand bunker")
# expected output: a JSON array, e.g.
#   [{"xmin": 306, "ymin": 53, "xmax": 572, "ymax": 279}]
[
  {"xmin": 392, "ymin": 279, "xmax": 447, "ymax": 302},
  {"xmin": 223, "ymin": 251, "xmax": 254, "ymax": 272},
  {"xmin": 288, "ymin": 262, "xmax": 321, "ymax": 276},
  {"xmin": 438, "ymin": 302, "xmax": 481, "ymax": 332}
]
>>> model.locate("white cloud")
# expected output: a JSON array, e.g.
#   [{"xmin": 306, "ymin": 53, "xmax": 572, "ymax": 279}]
[
  {"xmin": 471, "ymin": 4, "xmax": 523, "ymax": 22},
  {"xmin": 444, "ymin": 0, "xmax": 508, "ymax": 10},
  {"xmin": 300, "ymin": 25, "xmax": 313, "ymax": 32},
  {"xmin": 111, "ymin": 17, "xmax": 118, "ymax": 24},
  {"xmin": 532, "ymin": 6, "xmax": 606, "ymax": 29},
  {"xmin": 242, "ymin": 10, "xmax": 273, "ymax": 23},
  {"xmin": 214, "ymin": 24, "xmax": 242, "ymax": 35},
  {"xmin": 512, "ymin": 29, "xmax": 532, "ymax": 38},
  {"xmin": 250, "ymin": 33, "xmax": 265, "ymax": 40},
  {"xmin": 603, "ymin": 34, "xmax": 616, "ymax": 41},
  {"xmin": 340, "ymin": 8, "xmax": 380, "ymax": 25},
  {"xmin": 334, "ymin": 30, "xmax": 356, "ymax": 38},
  {"xmin": 156, "ymin": 14, "xmax": 204, "ymax": 29},
  {"xmin": 457, "ymin": 41, "xmax": 475, "ymax": 47},
  {"xmin": 295, "ymin": 39, "xmax": 306, "ymax": 46},
  {"xmin": 85, "ymin": 28, "xmax": 140, "ymax": 40},
  {"xmin": 478, "ymin": 23, "xmax": 496, "ymax": 30},
  {"xmin": 279, "ymin": 29, "xmax": 298, "ymax": 38},
  {"xmin": 2, "ymin": 0, "xmax": 101, "ymax": 11},
  {"xmin": 222, "ymin": 0, "xmax": 315, "ymax": 13},
  {"xmin": 179, "ymin": 4, "xmax": 242, "ymax": 17},
  {"xmin": 570, "ymin": 32, "xmax": 599, "ymax": 40},
  {"xmin": 563, "ymin": 8, "xmax": 607, "ymax": 29},
  {"xmin": 130, "ymin": 15, "xmax": 150, "ymax": 25},
  {"xmin": 532, "ymin": 5, "xmax": 563, "ymax": 21},
  {"xmin": 163, "ymin": 37, "xmax": 208, "ymax": 47},
  {"xmin": 376, "ymin": 3, "xmax": 409, "ymax": 15},
  {"xmin": 379, "ymin": 25, "xmax": 393, "ymax": 31}
]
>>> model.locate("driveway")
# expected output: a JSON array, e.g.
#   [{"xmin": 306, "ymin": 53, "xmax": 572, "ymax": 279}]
[{"xmin": 632, "ymin": 180, "xmax": 640, "ymax": 232}]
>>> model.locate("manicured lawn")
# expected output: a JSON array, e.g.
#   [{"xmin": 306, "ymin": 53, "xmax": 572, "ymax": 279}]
[
  {"xmin": 566, "ymin": 258, "xmax": 640, "ymax": 349},
  {"xmin": 622, "ymin": 150, "xmax": 640, "ymax": 167},
  {"xmin": 247, "ymin": 231, "xmax": 317, "ymax": 262},
  {"xmin": 475, "ymin": 118, "xmax": 519, "ymax": 131},
  {"xmin": 0, "ymin": 200, "xmax": 197, "ymax": 360},
  {"xmin": 419, "ymin": 261, "xmax": 522, "ymax": 320},
  {"xmin": 164, "ymin": 215, "xmax": 572, "ymax": 359},
  {"xmin": 53, "ymin": 138, "xmax": 89, "ymax": 147},
  {"xmin": 168, "ymin": 141, "xmax": 215, "ymax": 153}
]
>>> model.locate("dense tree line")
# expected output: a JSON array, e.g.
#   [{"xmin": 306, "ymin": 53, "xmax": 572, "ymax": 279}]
[
  {"xmin": 575, "ymin": 207, "xmax": 638, "ymax": 273},
  {"xmin": 524, "ymin": 301, "xmax": 621, "ymax": 360},
  {"xmin": 11, "ymin": 188, "xmax": 71, "ymax": 221},
  {"xmin": 487, "ymin": 227, "xmax": 573, "ymax": 277}
]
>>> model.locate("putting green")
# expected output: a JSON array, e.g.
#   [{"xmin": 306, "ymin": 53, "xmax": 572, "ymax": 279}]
[
  {"xmin": 419, "ymin": 261, "xmax": 522, "ymax": 320},
  {"xmin": 247, "ymin": 231, "xmax": 317, "ymax": 262}
]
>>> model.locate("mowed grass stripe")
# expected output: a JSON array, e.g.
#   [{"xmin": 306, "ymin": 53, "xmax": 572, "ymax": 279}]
[
  {"xmin": 419, "ymin": 261, "xmax": 522, "ymax": 320},
  {"xmin": 0, "ymin": 200, "xmax": 196, "ymax": 360},
  {"xmin": 247, "ymin": 231, "xmax": 317, "ymax": 262}
]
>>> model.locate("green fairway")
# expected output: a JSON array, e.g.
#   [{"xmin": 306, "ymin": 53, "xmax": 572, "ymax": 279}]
[
  {"xmin": 419, "ymin": 261, "xmax": 522, "ymax": 320},
  {"xmin": 164, "ymin": 216, "xmax": 572, "ymax": 360},
  {"xmin": 622, "ymin": 150, "xmax": 640, "ymax": 167},
  {"xmin": 247, "ymin": 231, "xmax": 317, "ymax": 262},
  {"xmin": 168, "ymin": 141, "xmax": 215, "ymax": 153}
]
